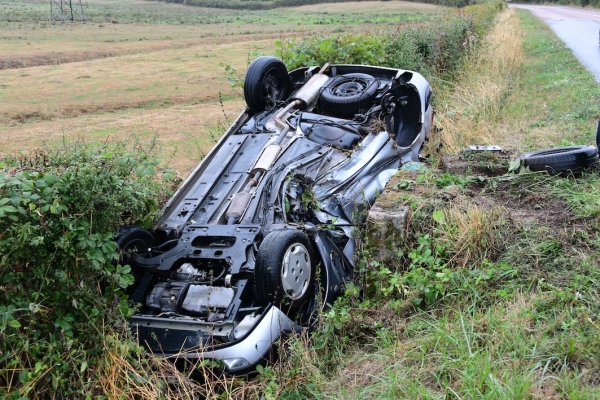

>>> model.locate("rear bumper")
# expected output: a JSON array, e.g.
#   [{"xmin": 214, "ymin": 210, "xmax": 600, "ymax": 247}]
[{"xmin": 134, "ymin": 306, "xmax": 301, "ymax": 372}]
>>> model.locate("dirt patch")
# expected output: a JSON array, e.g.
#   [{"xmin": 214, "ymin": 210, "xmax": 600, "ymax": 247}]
[
  {"xmin": 335, "ymin": 354, "xmax": 387, "ymax": 391},
  {"xmin": 378, "ymin": 155, "xmax": 582, "ymax": 236},
  {"xmin": 440, "ymin": 148, "xmax": 513, "ymax": 177},
  {"xmin": 471, "ymin": 188, "xmax": 574, "ymax": 228},
  {"xmin": 439, "ymin": 153, "xmax": 580, "ymax": 231}
]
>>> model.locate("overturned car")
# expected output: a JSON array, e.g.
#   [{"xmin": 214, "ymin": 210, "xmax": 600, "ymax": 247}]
[{"xmin": 117, "ymin": 57, "xmax": 433, "ymax": 372}]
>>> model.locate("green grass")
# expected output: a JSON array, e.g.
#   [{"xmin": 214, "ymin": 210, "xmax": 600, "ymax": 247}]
[
  {"xmin": 2, "ymin": 1, "xmax": 600, "ymax": 397},
  {"xmin": 249, "ymin": 9, "xmax": 600, "ymax": 399},
  {"xmin": 0, "ymin": 0, "xmax": 442, "ymax": 25},
  {"xmin": 90, "ymin": 127, "xmax": 118, "ymax": 137},
  {"xmin": 502, "ymin": 10, "xmax": 600, "ymax": 150}
]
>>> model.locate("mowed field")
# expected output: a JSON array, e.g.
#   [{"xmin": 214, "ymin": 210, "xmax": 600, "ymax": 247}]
[{"xmin": 0, "ymin": 0, "xmax": 446, "ymax": 173}]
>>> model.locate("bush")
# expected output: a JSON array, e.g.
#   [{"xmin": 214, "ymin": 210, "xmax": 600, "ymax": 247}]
[
  {"xmin": 148, "ymin": 0, "xmax": 503, "ymax": 10},
  {"xmin": 276, "ymin": 1, "xmax": 504, "ymax": 81},
  {"xmin": 0, "ymin": 140, "xmax": 175, "ymax": 397}
]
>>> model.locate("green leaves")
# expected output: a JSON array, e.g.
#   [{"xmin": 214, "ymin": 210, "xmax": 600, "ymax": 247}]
[
  {"xmin": 276, "ymin": 33, "xmax": 390, "ymax": 71},
  {"xmin": 54, "ymin": 315, "xmax": 74, "ymax": 331},
  {"xmin": 0, "ymin": 204, "xmax": 18, "ymax": 219},
  {"xmin": 508, "ymin": 158, "xmax": 523, "ymax": 173},
  {"xmin": 434, "ymin": 173, "xmax": 475, "ymax": 189},
  {"xmin": 116, "ymin": 265, "xmax": 135, "ymax": 289},
  {"xmin": 0, "ymin": 305, "xmax": 25, "ymax": 333},
  {"xmin": 9, "ymin": 319, "xmax": 21, "ymax": 329},
  {"xmin": 275, "ymin": 2, "xmax": 503, "ymax": 80},
  {"xmin": 0, "ymin": 139, "xmax": 167, "ymax": 396},
  {"xmin": 219, "ymin": 62, "xmax": 244, "ymax": 89},
  {"xmin": 432, "ymin": 210, "xmax": 445, "ymax": 225}
]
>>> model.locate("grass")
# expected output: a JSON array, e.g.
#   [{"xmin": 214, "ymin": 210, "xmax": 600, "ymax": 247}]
[
  {"xmin": 431, "ymin": 7, "xmax": 600, "ymax": 156},
  {"xmin": 0, "ymin": 0, "xmax": 443, "ymax": 25},
  {"xmin": 0, "ymin": 0, "xmax": 447, "ymax": 173},
  {"xmin": 500, "ymin": 10, "xmax": 600, "ymax": 150},
  {"xmin": 3, "ymin": 1, "xmax": 600, "ymax": 398},
  {"xmin": 431, "ymin": 8, "xmax": 525, "ymax": 155},
  {"xmin": 247, "ymin": 8, "xmax": 600, "ymax": 399}
]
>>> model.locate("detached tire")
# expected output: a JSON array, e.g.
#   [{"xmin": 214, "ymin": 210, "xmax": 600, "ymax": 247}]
[
  {"xmin": 244, "ymin": 56, "xmax": 292, "ymax": 112},
  {"xmin": 522, "ymin": 146, "xmax": 599, "ymax": 174},
  {"xmin": 255, "ymin": 230, "xmax": 316, "ymax": 316},
  {"xmin": 319, "ymin": 73, "xmax": 378, "ymax": 118}
]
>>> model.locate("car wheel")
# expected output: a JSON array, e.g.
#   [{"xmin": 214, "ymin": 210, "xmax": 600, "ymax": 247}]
[
  {"xmin": 319, "ymin": 73, "xmax": 379, "ymax": 118},
  {"xmin": 114, "ymin": 227, "xmax": 153, "ymax": 293},
  {"xmin": 115, "ymin": 226, "xmax": 153, "ymax": 262},
  {"xmin": 522, "ymin": 145, "xmax": 599, "ymax": 174},
  {"xmin": 244, "ymin": 56, "xmax": 292, "ymax": 112},
  {"xmin": 255, "ymin": 230, "xmax": 316, "ymax": 315}
]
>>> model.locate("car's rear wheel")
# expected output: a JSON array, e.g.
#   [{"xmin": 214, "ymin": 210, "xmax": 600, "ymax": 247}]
[
  {"xmin": 244, "ymin": 56, "xmax": 292, "ymax": 112},
  {"xmin": 255, "ymin": 230, "xmax": 316, "ymax": 317},
  {"xmin": 319, "ymin": 73, "xmax": 379, "ymax": 118}
]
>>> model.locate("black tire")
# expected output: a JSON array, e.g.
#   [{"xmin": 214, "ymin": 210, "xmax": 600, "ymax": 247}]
[
  {"xmin": 522, "ymin": 145, "xmax": 599, "ymax": 174},
  {"xmin": 114, "ymin": 227, "xmax": 153, "ymax": 294},
  {"xmin": 115, "ymin": 226, "xmax": 153, "ymax": 263},
  {"xmin": 243, "ymin": 56, "xmax": 291, "ymax": 112},
  {"xmin": 319, "ymin": 73, "xmax": 379, "ymax": 118},
  {"xmin": 596, "ymin": 119, "xmax": 600, "ymax": 149},
  {"xmin": 255, "ymin": 230, "xmax": 316, "ymax": 316}
]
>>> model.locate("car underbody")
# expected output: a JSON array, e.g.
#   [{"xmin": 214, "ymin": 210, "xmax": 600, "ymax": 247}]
[{"xmin": 117, "ymin": 58, "xmax": 433, "ymax": 372}]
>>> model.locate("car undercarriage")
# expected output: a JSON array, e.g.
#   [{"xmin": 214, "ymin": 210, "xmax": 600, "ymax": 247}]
[{"xmin": 117, "ymin": 57, "xmax": 433, "ymax": 372}]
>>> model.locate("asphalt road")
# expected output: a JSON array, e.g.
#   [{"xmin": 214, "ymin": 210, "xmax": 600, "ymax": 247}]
[{"xmin": 511, "ymin": 4, "xmax": 600, "ymax": 83}]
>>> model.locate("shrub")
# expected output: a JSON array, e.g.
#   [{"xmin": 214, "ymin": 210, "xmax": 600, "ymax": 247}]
[
  {"xmin": 147, "ymin": 0, "xmax": 508, "ymax": 10},
  {"xmin": 276, "ymin": 1, "xmax": 504, "ymax": 81},
  {"xmin": 0, "ymin": 140, "xmax": 175, "ymax": 397}
]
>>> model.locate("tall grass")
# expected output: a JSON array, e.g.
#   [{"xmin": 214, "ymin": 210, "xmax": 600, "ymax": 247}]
[
  {"xmin": 97, "ymin": 331, "xmax": 247, "ymax": 399},
  {"xmin": 245, "ymin": 7, "xmax": 600, "ymax": 398},
  {"xmin": 432, "ymin": 8, "xmax": 524, "ymax": 155},
  {"xmin": 432, "ymin": 204, "xmax": 508, "ymax": 267},
  {"xmin": 144, "ymin": 0, "xmax": 476, "ymax": 11},
  {"xmin": 276, "ymin": 2, "xmax": 506, "ymax": 82},
  {"xmin": 515, "ymin": 0, "xmax": 600, "ymax": 8}
]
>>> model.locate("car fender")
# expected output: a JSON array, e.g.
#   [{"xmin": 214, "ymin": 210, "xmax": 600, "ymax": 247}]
[{"xmin": 314, "ymin": 230, "xmax": 354, "ymax": 305}]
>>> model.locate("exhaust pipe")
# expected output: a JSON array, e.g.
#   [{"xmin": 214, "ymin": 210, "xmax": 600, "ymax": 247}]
[
  {"xmin": 226, "ymin": 64, "xmax": 331, "ymax": 223},
  {"xmin": 291, "ymin": 63, "xmax": 330, "ymax": 109}
]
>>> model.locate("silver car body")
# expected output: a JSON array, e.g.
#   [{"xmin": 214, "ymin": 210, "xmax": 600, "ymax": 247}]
[{"xmin": 122, "ymin": 62, "xmax": 433, "ymax": 372}]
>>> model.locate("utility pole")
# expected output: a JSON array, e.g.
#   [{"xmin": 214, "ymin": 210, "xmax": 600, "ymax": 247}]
[{"xmin": 50, "ymin": 0, "xmax": 85, "ymax": 22}]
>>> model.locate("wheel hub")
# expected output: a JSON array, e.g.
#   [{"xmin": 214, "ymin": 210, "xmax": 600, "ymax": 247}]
[
  {"xmin": 264, "ymin": 75, "xmax": 281, "ymax": 101},
  {"xmin": 280, "ymin": 243, "xmax": 311, "ymax": 300},
  {"xmin": 332, "ymin": 80, "xmax": 367, "ymax": 97}
]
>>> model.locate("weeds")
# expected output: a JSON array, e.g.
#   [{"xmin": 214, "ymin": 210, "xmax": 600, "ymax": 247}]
[
  {"xmin": 432, "ymin": 204, "xmax": 508, "ymax": 267},
  {"xmin": 0, "ymin": 139, "xmax": 175, "ymax": 398},
  {"xmin": 246, "ymin": 6, "xmax": 600, "ymax": 398},
  {"xmin": 276, "ymin": 2, "xmax": 505, "ymax": 81},
  {"xmin": 432, "ymin": 8, "xmax": 525, "ymax": 155}
]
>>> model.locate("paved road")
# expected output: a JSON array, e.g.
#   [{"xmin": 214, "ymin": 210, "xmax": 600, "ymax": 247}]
[{"xmin": 511, "ymin": 4, "xmax": 600, "ymax": 83}]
